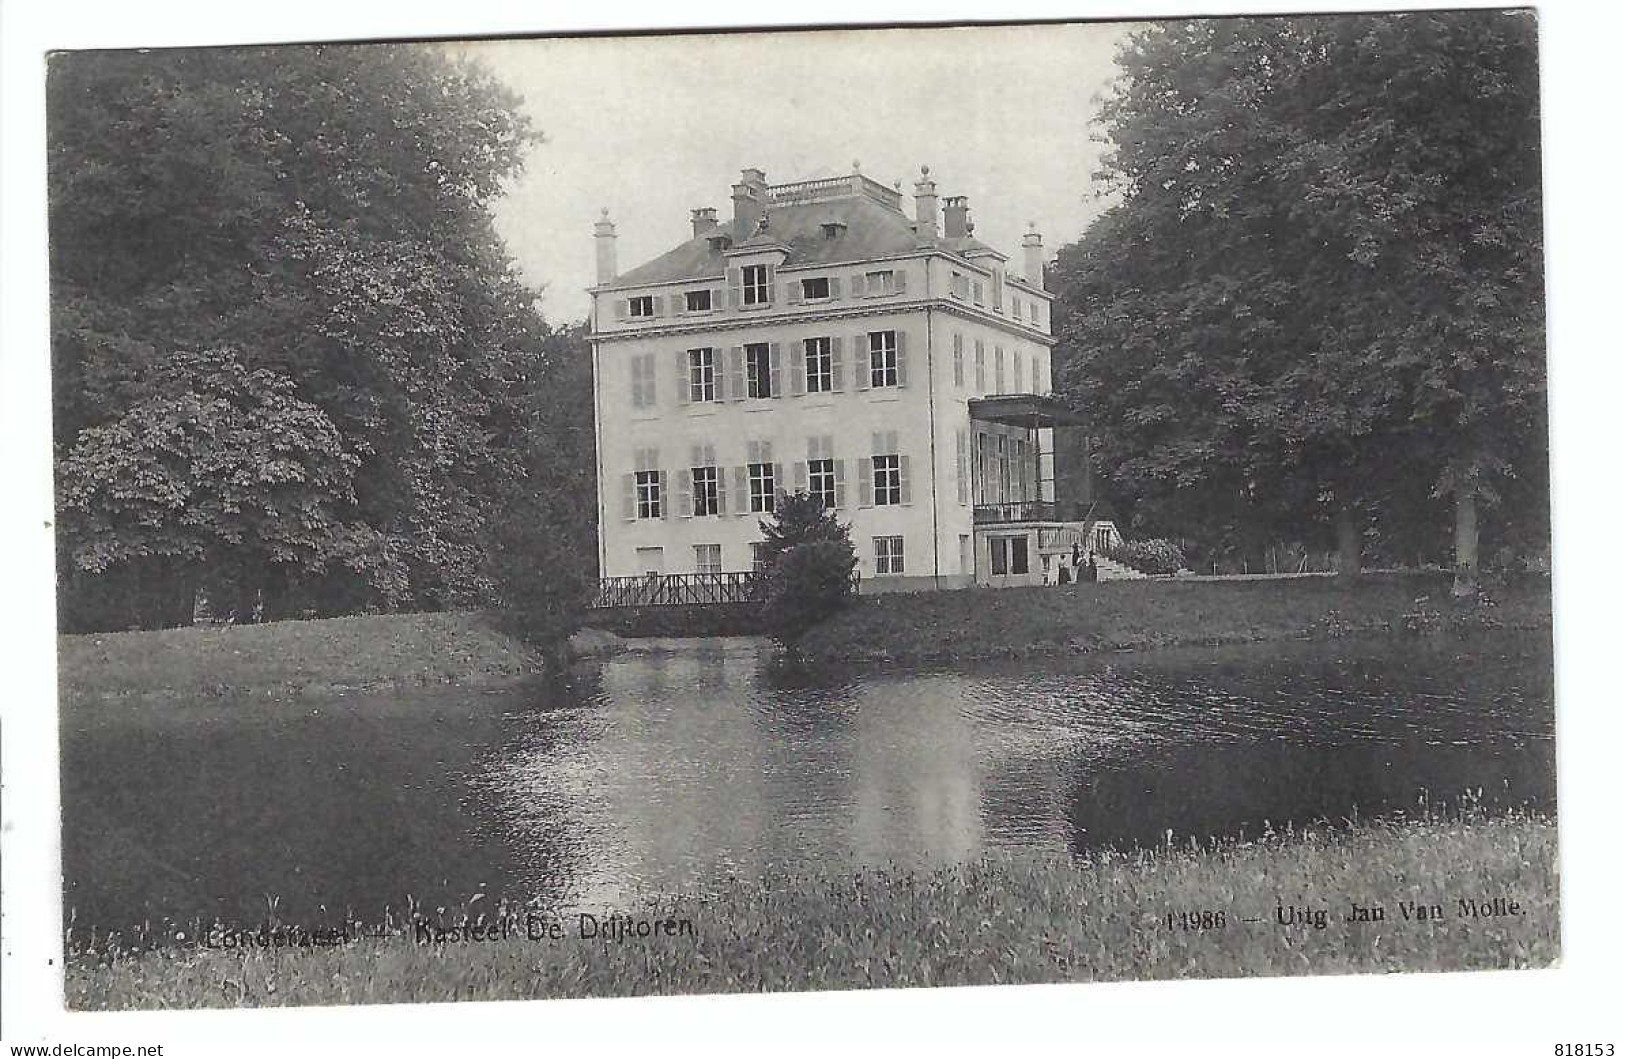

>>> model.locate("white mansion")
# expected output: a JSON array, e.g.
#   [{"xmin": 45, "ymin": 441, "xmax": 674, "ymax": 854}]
[{"xmin": 587, "ymin": 166, "xmax": 1115, "ymax": 591}]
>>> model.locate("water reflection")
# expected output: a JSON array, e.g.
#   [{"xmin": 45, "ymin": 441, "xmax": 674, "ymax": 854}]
[{"xmin": 60, "ymin": 634, "xmax": 1556, "ymax": 936}]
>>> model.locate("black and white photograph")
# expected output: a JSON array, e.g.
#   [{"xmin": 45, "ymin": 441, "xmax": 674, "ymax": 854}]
[{"xmin": 2, "ymin": 0, "xmax": 1614, "ymax": 1049}]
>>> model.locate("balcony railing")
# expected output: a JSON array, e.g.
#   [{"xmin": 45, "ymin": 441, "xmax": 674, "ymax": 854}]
[{"xmin": 973, "ymin": 500, "xmax": 1086, "ymax": 525}]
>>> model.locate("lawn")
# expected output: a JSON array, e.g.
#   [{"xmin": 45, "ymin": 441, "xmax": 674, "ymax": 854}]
[
  {"xmin": 65, "ymin": 813, "xmax": 1557, "ymax": 1009},
  {"xmin": 799, "ymin": 572, "xmax": 1552, "ymax": 664},
  {"xmin": 58, "ymin": 610, "xmax": 542, "ymax": 699}
]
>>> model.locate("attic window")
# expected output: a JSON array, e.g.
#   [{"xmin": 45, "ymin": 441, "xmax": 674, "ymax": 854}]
[
  {"xmin": 705, "ymin": 233, "xmax": 732, "ymax": 251},
  {"xmin": 820, "ymin": 221, "xmax": 847, "ymax": 240},
  {"xmin": 801, "ymin": 277, "xmax": 830, "ymax": 300}
]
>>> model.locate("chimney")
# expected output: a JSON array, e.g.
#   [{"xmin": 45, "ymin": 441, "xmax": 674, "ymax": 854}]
[
  {"xmin": 913, "ymin": 165, "xmax": 938, "ymax": 244},
  {"xmin": 943, "ymin": 196, "xmax": 970, "ymax": 240},
  {"xmin": 593, "ymin": 208, "xmax": 618, "ymax": 285},
  {"xmin": 732, "ymin": 168, "xmax": 767, "ymax": 239},
  {"xmin": 1022, "ymin": 223, "xmax": 1045, "ymax": 289},
  {"xmin": 691, "ymin": 207, "xmax": 718, "ymax": 237}
]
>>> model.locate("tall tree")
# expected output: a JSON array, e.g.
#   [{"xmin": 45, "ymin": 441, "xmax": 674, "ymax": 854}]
[
  {"xmin": 1052, "ymin": 12, "xmax": 1544, "ymax": 592},
  {"xmin": 48, "ymin": 44, "xmax": 546, "ymax": 628}
]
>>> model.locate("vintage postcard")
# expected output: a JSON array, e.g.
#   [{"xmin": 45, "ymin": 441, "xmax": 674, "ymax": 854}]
[{"xmin": 37, "ymin": 7, "xmax": 1556, "ymax": 1021}]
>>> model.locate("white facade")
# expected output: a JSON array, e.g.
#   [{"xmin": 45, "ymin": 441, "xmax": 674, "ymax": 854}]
[{"xmin": 588, "ymin": 168, "xmax": 1082, "ymax": 590}]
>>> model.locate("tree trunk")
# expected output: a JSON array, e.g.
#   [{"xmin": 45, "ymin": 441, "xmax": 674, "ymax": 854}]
[
  {"xmin": 1335, "ymin": 505, "xmax": 1361, "ymax": 586},
  {"xmin": 1453, "ymin": 490, "xmax": 1479, "ymax": 598}
]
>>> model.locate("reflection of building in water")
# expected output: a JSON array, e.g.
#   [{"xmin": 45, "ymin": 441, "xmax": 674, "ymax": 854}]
[{"xmin": 849, "ymin": 675, "xmax": 983, "ymax": 864}]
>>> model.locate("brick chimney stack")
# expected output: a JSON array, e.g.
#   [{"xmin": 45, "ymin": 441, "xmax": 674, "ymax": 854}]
[
  {"xmin": 691, "ymin": 207, "xmax": 719, "ymax": 237},
  {"xmin": 913, "ymin": 165, "xmax": 938, "ymax": 244},
  {"xmin": 943, "ymin": 196, "xmax": 970, "ymax": 239},
  {"xmin": 593, "ymin": 208, "xmax": 618, "ymax": 285},
  {"xmin": 1022, "ymin": 222, "xmax": 1045, "ymax": 289},
  {"xmin": 732, "ymin": 168, "xmax": 768, "ymax": 239}
]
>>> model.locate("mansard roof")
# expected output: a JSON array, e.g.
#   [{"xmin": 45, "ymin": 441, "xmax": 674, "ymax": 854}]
[{"xmin": 610, "ymin": 193, "xmax": 1007, "ymax": 289}]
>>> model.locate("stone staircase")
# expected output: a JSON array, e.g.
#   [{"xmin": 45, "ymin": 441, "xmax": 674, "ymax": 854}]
[{"xmin": 1092, "ymin": 555, "xmax": 1148, "ymax": 581}]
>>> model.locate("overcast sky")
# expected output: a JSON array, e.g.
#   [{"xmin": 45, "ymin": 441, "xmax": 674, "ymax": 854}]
[{"xmin": 457, "ymin": 21, "xmax": 1133, "ymax": 323}]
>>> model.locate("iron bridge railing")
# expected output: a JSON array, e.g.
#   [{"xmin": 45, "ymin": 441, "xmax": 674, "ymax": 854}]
[{"xmin": 590, "ymin": 568, "xmax": 863, "ymax": 609}]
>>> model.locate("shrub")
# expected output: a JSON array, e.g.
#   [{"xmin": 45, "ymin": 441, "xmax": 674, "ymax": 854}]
[{"xmin": 1104, "ymin": 538, "xmax": 1185, "ymax": 576}]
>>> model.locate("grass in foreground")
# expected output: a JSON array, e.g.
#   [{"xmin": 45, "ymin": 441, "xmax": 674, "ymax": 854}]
[
  {"xmin": 58, "ymin": 611, "xmax": 541, "ymax": 699},
  {"xmin": 800, "ymin": 573, "xmax": 1552, "ymax": 664},
  {"xmin": 66, "ymin": 814, "xmax": 1557, "ymax": 1010}
]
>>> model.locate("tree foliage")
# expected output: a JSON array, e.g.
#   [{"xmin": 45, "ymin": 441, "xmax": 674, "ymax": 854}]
[
  {"xmin": 1051, "ymin": 11, "xmax": 1545, "ymax": 587},
  {"xmin": 49, "ymin": 43, "xmax": 553, "ymax": 628},
  {"xmin": 757, "ymin": 494, "xmax": 858, "ymax": 648}
]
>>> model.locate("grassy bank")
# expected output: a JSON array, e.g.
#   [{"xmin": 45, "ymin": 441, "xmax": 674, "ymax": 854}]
[
  {"xmin": 66, "ymin": 814, "xmax": 1557, "ymax": 1009},
  {"xmin": 58, "ymin": 611, "xmax": 541, "ymax": 699},
  {"xmin": 801, "ymin": 573, "xmax": 1552, "ymax": 664}
]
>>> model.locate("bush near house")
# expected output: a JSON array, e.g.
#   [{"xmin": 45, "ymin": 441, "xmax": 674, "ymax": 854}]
[
  {"xmin": 1104, "ymin": 538, "xmax": 1186, "ymax": 576},
  {"xmin": 757, "ymin": 492, "xmax": 859, "ymax": 648}
]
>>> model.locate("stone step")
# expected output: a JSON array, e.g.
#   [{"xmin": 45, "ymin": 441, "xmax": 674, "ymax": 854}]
[{"xmin": 1094, "ymin": 556, "xmax": 1148, "ymax": 581}]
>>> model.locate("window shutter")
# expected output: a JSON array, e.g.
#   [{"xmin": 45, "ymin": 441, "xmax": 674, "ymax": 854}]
[
  {"xmin": 768, "ymin": 343, "xmax": 782, "ymax": 398},
  {"xmin": 764, "ymin": 265, "xmax": 776, "ymax": 304},
  {"xmin": 622, "ymin": 473, "xmax": 637, "ymax": 520},
  {"xmin": 790, "ymin": 346, "xmax": 806, "ymax": 396},
  {"xmin": 652, "ymin": 294, "xmax": 665, "ymax": 317},
  {"xmin": 899, "ymin": 454, "xmax": 912, "ymax": 504},
  {"xmin": 728, "ymin": 346, "xmax": 746, "ymax": 402},
  {"xmin": 658, "ymin": 470, "xmax": 671, "ymax": 518},
  {"xmin": 858, "ymin": 458, "xmax": 874, "ymax": 507},
  {"xmin": 794, "ymin": 460, "xmax": 808, "ymax": 494},
  {"xmin": 716, "ymin": 472, "xmax": 728, "ymax": 515},
  {"xmin": 614, "ymin": 299, "xmax": 628, "ymax": 322},
  {"xmin": 727, "ymin": 268, "xmax": 742, "ymax": 309},
  {"xmin": 734, "ymin": 465, "xmax": 749, "ymax": 516},
  {"xmin": 711, "ymin": 287, "xmax": 724, "ymax": 312},
  {"xmin": 678, "ymin": 469, "xmax": 693, "ymax": 519},
  {"xmin": 628, "ymin": 359, "xmax": 641, "ymax": 408},
  {"xmin": 895, "ymin": 270, "xmax": 908, "ymax": 294},
  {"xmin": 852, "ymin": 273, "xmax": 867, "ymax": 297},
  {"xmin": 834, "ymin": 459, "xmax": 848, "ymax": 508},
  {"xmin": 954, "ymin": 345, "xmax": 964, "ymax": 388},
  {"xmin": 830, "ymin": 337, "xmax": 845, "ymax": 392},
  {"xmin": 773, "ymin": 463, "xmax": 784, "ymax": 505},
  {"xmin": 829, "ymin": 276, "xmax": 842, "ymax": 300},
  {"xmin": 674, "ymin": 350, "xmax": 690, "ymax": 404},
  {"xmin": 896, "ymin": 332, "xmax": 909, "ymax": 388},
  {"xmin": 855, "ymin": 335, "xmax": 870, "ymax": 390},
  {"xmin": 788, "ymin": 280, "xmax": 802, "ymax": 305}
]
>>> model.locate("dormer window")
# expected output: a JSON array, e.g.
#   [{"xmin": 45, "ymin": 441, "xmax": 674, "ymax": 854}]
[
  {"xmin": 629, "ymin": 295, "xmax": 654, "ymax": 318},
  {"xmin": 820, "ymin": 221, "xmax": 847, "ymax": 240},
  {"xmin": 801, "ymin": 277, "xmax": 830, "ymax": 301},
  {"xmin": 742, "ymin": 264, "xmax": 770, "ymax": 306}
]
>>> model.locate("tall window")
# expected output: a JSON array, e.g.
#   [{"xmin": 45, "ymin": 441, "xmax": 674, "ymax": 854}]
[
  {"xmin": 868, "ymin": 331, "xmax": 898, "ymax": 388},
  {"xmin": 952, "ymin": 333, "xmax": 964, "ymax": 387},
  {"xmin": 872, "ymin": 454, "xmax": 901, "ymax": 506},
  {"xmin": 751, "ymin": 542, "xmax": 769, "ymax": 573},
  {"xmin": 748, "ymin": 462, "xmax": 776, "ymax": 513},
  {"xmin": 688, "ymin": 348, "xmax": 716, "ymax": 403},
  {"xmin": 686, "ymin": 289, "xmax": 712, "ymax": 312},
  {"xmin": 990, "ymin": 536, "xmax": 1029, "ymax": 576},
  {"xmin": 694, "ymin": 543, "xmax": 722, "ymax": 575},
  {"xmin": 630, "ymin": 352, "xmax": 657, "ymax": 408},
  {"xmin": 691, "ymin": 465, "xmax": 720, "ymax": 516},
  {"xmin": 635, "ymin": 470, "xmax": 662, "ymax": 519},
  {"xmin": 975, "ymin": 340, "xmax": 986, "ymax": 391},
  {"xmin": 742, "ymin": 264, "xmax": 770, "ymax": 306},
  {"xmin": 808, "ymin": 458, "xmax": 837, "ymax": 509},
  {"xmin": 746, "ymin": 343, "xmax": 773, "ymax": 399},
  {"xmin": 804, "ymin": 337, "xmax": 832, "ymax": 393},
  {"xmin": 874, "ymin": 536, "xmax": 905, "ymax": 575}
]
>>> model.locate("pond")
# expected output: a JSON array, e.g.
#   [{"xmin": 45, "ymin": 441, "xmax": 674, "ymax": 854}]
[{"xmin": 59, "ymin": 633, "xmax": 1556, "ymax": 941}]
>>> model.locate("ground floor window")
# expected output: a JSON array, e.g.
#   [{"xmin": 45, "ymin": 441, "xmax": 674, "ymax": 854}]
[
  {"xmin": 874, "ymin": 535, "xmax": 905, "ymax": 575},
  {"xmin": 636, "ymin": 547, "xmax": 664, "ymax": 576},
  {"xmin": 694, "ymin": 543, "xmax": 722, "ymax": 574},
  {"xmin": 990, "ymin": 535, "xmax": 1029, "ymax": 576},
  {"xmin": 751, "ymin": 542, "xmax": 769, "ymax": 573}
]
